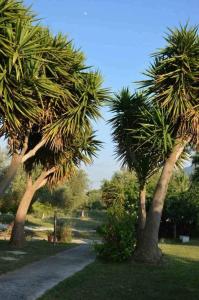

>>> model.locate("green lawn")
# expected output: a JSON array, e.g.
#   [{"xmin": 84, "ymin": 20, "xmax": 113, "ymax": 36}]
[
  {"xmin": 0, "ymin": 240, "xmax": 75, "ymax": 275},
  {"xmin": 39, "ymin": 241, "xmax": 199, "ymax": 300}
]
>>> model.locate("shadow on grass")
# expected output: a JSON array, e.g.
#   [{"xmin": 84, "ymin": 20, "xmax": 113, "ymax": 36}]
[
  {"xmin": 0, "ymin": 240, "xmax": 76, "ymax": 275},
  {"xmin": 39, "ymin": 243, "xmax": 199, "ymax": 300}
]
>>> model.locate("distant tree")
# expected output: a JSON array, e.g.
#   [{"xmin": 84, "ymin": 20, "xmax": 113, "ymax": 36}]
[
  {"xmin": 87, "ymin": 189, "xmax": 103, "ymax": 209},
  {"xmin": 49, "ymin": 170, "xmax": 89, "ymax": 212},
  {"xmin": 101, "ymin": 171, "xmax": 138, "ymax": 213}
]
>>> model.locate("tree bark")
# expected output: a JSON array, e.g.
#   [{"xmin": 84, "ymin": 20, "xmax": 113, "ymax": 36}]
[
  {"xmin": 137, "ymin": 183, "xmax": 146, "ymax": 245},
  {"xmin": 134, "ymin": 138, "xmax": 190, "ymax": 264},
  {"xmin": 10, "ymin": 167, "xmax": 55, "ymax": 247},
  {"xmin": 10, "ymin": 177, "xmax": 35, "ymax": 247}
]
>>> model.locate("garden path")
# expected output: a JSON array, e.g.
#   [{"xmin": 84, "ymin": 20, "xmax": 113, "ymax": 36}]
[{"xmin": 0, "ymin": 243, "xmax": 95, "ymax": 300}]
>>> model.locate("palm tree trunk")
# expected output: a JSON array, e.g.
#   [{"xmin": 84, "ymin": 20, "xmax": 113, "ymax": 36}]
[
  {"xmin": 0, "ymin": 154, "xmax": 22, "ymax": 197},
  {"xmin": 10, "ymin": 176, "xmax": 35, "ymax": 248},
  {"xmin": 137, "ymin": 183, "xmax": 146, "ymax": 245},
  {"xmin": 10, "ymin": 167, "xmax": 55, "ymax": 248},
  {"xmin": 0, "ymin": 138, "xmax": 46, "ymax": 197},
  {"xmin": 134, "ymin": 138, "xmax": 190, "ymax": 263}
]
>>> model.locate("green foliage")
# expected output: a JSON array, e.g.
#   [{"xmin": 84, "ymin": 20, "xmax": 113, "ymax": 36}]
[
  {"xmin": 139, "ymin": 25, "xmax": 199, "ymax": 148},
  {"xmin": 108, "ymin": 88, "xmax": 161, "ymax": 187},
  {"xmin": 36, "ymin": 170, "xmax": 89, "ymax": 213},
  {"xmin": 95, "ymin": 205, "xmax": 136, "ymax": 262},
  {"xmin": 0, "ymin": 166, "xmax": 27, "ymax": 213},
  {"xmin": 56, "ymin": 220, "xmax": 72, "ymax": 243},
  {"xmin": 0, "ymin": 213, "xmax": 14, "ymax": 224},
  {"xmin": 87, "ymin": 189, "xmax": 103, "ymax": 209},
  {"xmin": 101, "ymin": 171, "xmax": 138, "ymax": 210},
  {"xmin": 32, "ymin": 202, "xmax": 54, "ymax": 219},
  {"xmin": 96, "ymin": 171, "xmax": 137, "ymax": 261}
]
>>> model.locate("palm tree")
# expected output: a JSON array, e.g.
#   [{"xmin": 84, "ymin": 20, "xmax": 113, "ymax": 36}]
[
  {"xmin": 0, "ymin": 1, "xmax": 65, "ymax": 194},
  {"xmin": 0, "ymin": 1, "xmax": 108, "ymax": 195},
  {"xmin": 109, "ymin": 88, "xmax": 162, "ymax": 241},
  {"xmin": 134, "ymin": 25, "xmax": 199, "ymax": 263}
]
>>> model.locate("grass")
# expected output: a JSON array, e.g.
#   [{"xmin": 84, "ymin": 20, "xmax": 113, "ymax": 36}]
[
  {"xmin": 26, "ymin": 215, "xmax": 53, "ymax": 228},
  {"xmin": 0, "ymin": 210, "xmax": 105, "ymax": 275},
  {"xmin": 39, "ymin": 241, "xmax": 199, "ymax": 300},
  {"xmin": 0, "ymin": 240, "xmax": 75, "ymax": 275}
]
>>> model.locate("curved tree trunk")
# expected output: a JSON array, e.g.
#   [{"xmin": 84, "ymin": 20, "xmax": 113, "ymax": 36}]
[
  {"xmin": 10, "ymin": 167, "xmax": 55, "ymax": 248},
  {"xmin": 134, "ymin": 138, "xmax": 190, "ymax": 264},
  {"xmin": 137, "ymin": 183, "xmax": 146, "ymax": 245},
  {"xmin": 0, "ymin": 138, "xmax": 46, "ymax": 197},
  {"xmin": 10, "ymin": 177, "xmax": 35, "ymax": 247},
  {"xmin": 0, "ymin": 154, "xmax": 22, "ymax": 197}
]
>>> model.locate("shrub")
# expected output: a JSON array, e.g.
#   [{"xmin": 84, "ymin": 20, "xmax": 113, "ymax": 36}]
[
  {"xmin": 0, "ymin": 213, "xmax": 14, "ymax": 224},
  {"xmin": 56, "ymin": 220, "xmax": 72, "ymax": 243},
  {"xmin": 32, "ymin": 202, "xmax": 54, "ymax": 218},
  {"xmin": 95, "ymin": 205, "xmax": 136, "ymax": 262}
]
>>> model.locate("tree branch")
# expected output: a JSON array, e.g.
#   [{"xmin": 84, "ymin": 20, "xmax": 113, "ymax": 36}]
[
  {"xmin": 22, "ymin": 138, "xmax": 47, "ymax": 163},
  {"xmin": 33, "ymin": 167, "xmax": 56, "ymax": 191}
]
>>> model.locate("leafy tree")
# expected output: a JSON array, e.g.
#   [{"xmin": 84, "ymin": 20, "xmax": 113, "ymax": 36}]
[
  {"xmin": 39, "ymin": 169, "xmax": 89, "ymax": 212},
  {"xmin": 109, "ymin": 89, "xmax": 162, "ymax": 242},
  {"xmin": 134, "ymin": 25, "xmax": 199, "ymax": 263},
  {"xmin": 101, "ymin": 171, "xmax": 138, "ymax": 213},
  {"xmin": 87, "ymin": 189, "xmax": 103, "ymax": 209}
]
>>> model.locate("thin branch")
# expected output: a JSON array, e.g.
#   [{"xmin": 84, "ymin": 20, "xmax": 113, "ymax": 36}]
[{"xmin": 33, "ymin": 167, "xmax": 56, "ymax": 191}]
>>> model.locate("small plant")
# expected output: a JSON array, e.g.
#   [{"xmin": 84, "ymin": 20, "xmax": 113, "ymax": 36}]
[
  {"xmin": 95, "ymin": 205, "xmax": 136, "ymax": 262},
  {"xmin": 56, "ymin": 220, "xmax": 72, "ymax": 243}
]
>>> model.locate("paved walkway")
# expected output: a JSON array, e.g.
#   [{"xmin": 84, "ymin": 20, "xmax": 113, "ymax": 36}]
[{"xmin": 0, "ymin": 244, "xmax": 95, "ymax": 300}]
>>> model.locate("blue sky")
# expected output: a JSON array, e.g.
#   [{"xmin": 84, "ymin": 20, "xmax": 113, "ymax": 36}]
[{"xmin": 23, "ymin": 0, "xmax": 198, "ymax": 188}]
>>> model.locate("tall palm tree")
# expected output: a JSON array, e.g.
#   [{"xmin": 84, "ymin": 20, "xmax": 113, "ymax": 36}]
[
  {"xmin": 0, "ymin": 1, "xmax": 108, "ymax": 195},
  {"xmin": 109, "ymin": 88, "xmax": 162, "ymax": 241},
  {"xmin": 134, "ymin": 25, "xmax": 199, "ymax": 263},
  {"xmin": 0, "ymin": 1, "xmax": 65, "ymax": 194}
]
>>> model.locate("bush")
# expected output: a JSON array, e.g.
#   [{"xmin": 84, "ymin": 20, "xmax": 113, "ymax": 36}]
[
  {"xmin": 32, "ymin": 202, "xmax": 54, "ymax": 218},
  {"xmin": 95, "ymin": 206, "xmax": 136, "ymax": 262},
  {"xmin": 0, "ymin": 213, "xmax": 14, "ymax": 224},
  {"xmin": 56, "ymin": 220, "xmax": 72, "ymax": 243}
]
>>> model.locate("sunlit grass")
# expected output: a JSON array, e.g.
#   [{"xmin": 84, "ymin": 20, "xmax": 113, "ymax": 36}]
[{"xmin": 39, "ymin": 240, "xmax": 199, "ymax": 300}]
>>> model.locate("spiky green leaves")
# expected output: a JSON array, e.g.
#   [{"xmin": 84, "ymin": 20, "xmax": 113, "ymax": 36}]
[
  {"xmin": 140, "ymin": 25, "xmax": 199, "ymax": 145},
  {"xmin": 109, "ymin": 88, "xmax": 162, "ymax": 185}
]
